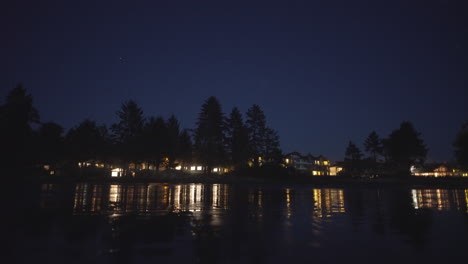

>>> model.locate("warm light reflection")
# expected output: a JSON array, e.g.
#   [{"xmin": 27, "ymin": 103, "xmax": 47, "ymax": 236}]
[
  {"xmin": 313, "ymin": 189, "xmax": 345, "ymax": 218},
  {"xmin": 109, "ymin": 185, "xmax": 121, "ymax": 203},
  {"xmin": 411, "ymin": 189, "xmax": 466, "ymax": 211},
  {"xmin": 286, "ymin": 188, "xmax": 292, "ymax": 218},
  {"xmin": 465, "ymin": 189, "xmax": 468, "ymax": 213},
  {"xmin": 69, "ymin": 183, "xmax": 233, "ymax": 214}
]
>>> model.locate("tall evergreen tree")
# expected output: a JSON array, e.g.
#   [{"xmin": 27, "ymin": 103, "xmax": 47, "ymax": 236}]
[
  {"xmin": 344, "ymin": 141, "xmax": 363, "ymax": 176},
  {"xmin": 364, "ymin": 131, "xmax": 382, "ymax": 162},
  {"xmin": 65, "ymin": 119, "xmax": 110, "ymax": 165},
  {"xmin": 246, "ymin": 104, "xmax": 282, "ymax": 166},
  {"xmin": 383, "ymin": 122, "xmax": 427, "ymax": 176},
  {"xmin": 226, "ymin": 107, "xmax": 250, "ymax": 169},
  {"xmin": 166, "ymin": 115, "xmax": 180, "ymax": 168},
  {"xmin": 0, "ymin": 84, "xmax": 40, "ymax": 168},
  {"xmin": 264, "ymin": 127, "xmax": 282, "ymax": 164},
  {"xmin": 37, "ymin": 122, "xmax": 64, "ymax": 167},
  {"xmin": 143, "ymin": 116, "xmax": 167, "ymax": 170},
  {"xmin": 345, "ymin": 141, "xmax": 363, "ymax": 161},
  {"xmin": 453, "ymin": 122, "xmax": 468, "ymax": 171},
  {"xmin": 111, "ymin": 100, "xmax": 145, "ymax": 167},
  {"xmin": 194, "ymin": 96, "xmax": 226, "ymax": 172},
  {"xmin": 178, "ymin": 129, "xmax": 193, "ymax": 168}
]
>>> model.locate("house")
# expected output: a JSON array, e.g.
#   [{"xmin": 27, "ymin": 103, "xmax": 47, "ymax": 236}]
[
  {"xmin": 284, "ymin": 152, "xmax": 330, "ymax": 176},
  {"xmin": 412, "ymin": 163, "xmax": 467, "ymax": 177}
]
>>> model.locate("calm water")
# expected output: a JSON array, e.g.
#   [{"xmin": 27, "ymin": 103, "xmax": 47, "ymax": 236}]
[{"xmin": 8, "ymin": 183, "xmax": 468, "ymax": 263}]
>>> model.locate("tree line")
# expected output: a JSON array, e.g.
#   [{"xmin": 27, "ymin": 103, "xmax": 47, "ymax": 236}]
[
  {"xmin": 0, "ymin": 85, "xmax": 282, "ymax": 175},
  {"xmin": 343, "ymin": 121, "xmax": 468, "ymax": 177},
  {"xmin": 1, "ymin": 84, "xmax": 467, "ymax": 178}
]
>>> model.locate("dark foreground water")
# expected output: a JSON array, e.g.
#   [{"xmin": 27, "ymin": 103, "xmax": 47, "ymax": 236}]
[{"xmin": 8, "ymin": 183, "xmax": 468, "ymax": 263}]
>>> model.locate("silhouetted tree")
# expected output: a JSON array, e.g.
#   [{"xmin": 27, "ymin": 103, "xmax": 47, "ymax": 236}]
[
  {"xmin": 65, "ymin": 119, "xmax": 110, "ymax": 165},
  {"xmin": 178, "ymin": 129, "xmax": 193, "ymax": 168},
  {"xmin": 246, "ymin": 105, "xmax": 266, "ymax": 167},
  {"xmin": 383, "ymin": 122, "xmax": 427, "ymax": 177},
  {"xmin": 0, "ymin": 84, "xmax": 40, "ymax": 169},
  {"xmin": 194, "ymin": 96, "xmax": 226, "ymax": 172},
  {"xmin": 344, "ymin": 141, "xmax": 363, "ymax": 177},
  {"xmin": 166, "ymin": 115, "xmax": 180, "ymax": 168},
  {"xmin": 111, "ymin": 100, "xmax": 145, "ymax": 169},
  {"xmin": 36, "ymin": 122, "xmax": 64, "ymax": 167},
  {"xmin": 364, "ymin": 131, "xmax": 382, "ymax": 162},
  {"xmin": 226, "ymin": 107, "xmax": 250, "ymax": 169},
  {"xmin": 453, "ymin": 122, "xmax": 468, "ymax": 171},
  {"xmin": 246, "ymin": 104, "xmax": 282, "ymax": 166},
  {"xmin": 143, "ymin": 116, "xmax": 167, "ymax": 170},
  {"xmin": 263, "ymin": 127, "xmax": 282, "ymax": 164}
]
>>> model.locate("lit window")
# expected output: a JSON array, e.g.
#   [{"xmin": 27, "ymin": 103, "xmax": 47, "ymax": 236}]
[
  {"xmin": 312, "ymin": 171, "xmax": 318, "ymax": 175},
  {"xmin": 175, "ymin": 165, "xmax": 182, "ymax": 170},
  {"xmin": 213, "ymin": 168, "xmax": 218, "ymax": 172},
  {"xmin": 197, "ymin": 166, "xmax": 202, "ymax": 171},
  {"xmin": 285, "ymin": 159, "xmax": 289, "ymax": 164},
  {"xmin": 323, "ymin": 161, "xmax": 329, "ymax": 165},
  {"xmin": 111, "ymin": 168, "xmax": 123, "ymax": 177},
  {"xmin": 191, "ymin": 166, "xmax": 196, "ymax": 171}
]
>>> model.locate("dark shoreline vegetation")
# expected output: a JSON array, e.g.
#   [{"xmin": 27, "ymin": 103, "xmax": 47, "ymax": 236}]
[{"xmin": 1, "ymin": 84, "xmax": 468, "ymax": 184}]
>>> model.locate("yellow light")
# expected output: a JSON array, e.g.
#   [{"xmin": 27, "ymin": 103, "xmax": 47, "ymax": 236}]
[
  {"xmin": 43, "ymin": 165, "xmax": 50, "ymax": 171},
  {"xmin": 111, "ymin": 168, "xmax": 123, "ymax": 177},
  {"xmin": 213, "ymin": 168, "xmax": 218, "ymax": 172},
  {"xmin": 285, "ymin": 158, "xmax": 289, "ymax": 164},
  {"xmin": 175, "ymin": 165, "xmax": 182, "ymax": 170},
  {"xmin": 312, "ymin": 171, "xmax": 318, "ymax": 176},
  {"xmin": 197, "ymin": 166, "xmax": 202, "ymax": 171},
  {"xmin": 49, "ymin": 170, "xmax": 55, "ymax": 175},
  {"xmin": 191, "ymin": 166, "xmax": 196, "ymax": 171},
  {"xmin": 323, "ymin": 161, "xmax": 329, "ymax": 165}
]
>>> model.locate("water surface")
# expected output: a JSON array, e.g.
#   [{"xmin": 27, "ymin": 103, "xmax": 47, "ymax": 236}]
[{"xmin": 10, "ymin": 183, "xmax": 468, "ymax": 263}]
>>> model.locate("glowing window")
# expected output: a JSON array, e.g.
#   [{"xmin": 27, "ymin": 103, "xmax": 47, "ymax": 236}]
[
  {"xmin": 197, "ymin": 166, "xmax": 202, "ymax": 171},
  {"xmin": 175, "ymin": 166, "xmax": 182, "ymax": 170},
  {"xmin": 111, "ymin": 168, "xmax": 123, "ymax": 177},
  {"xmin": 191, "ymin": 166, "xmax": 196, "ymax": 171},
  {"xmin": 213, "ymin": 168, "xmax": 218, "ymax": 172}
]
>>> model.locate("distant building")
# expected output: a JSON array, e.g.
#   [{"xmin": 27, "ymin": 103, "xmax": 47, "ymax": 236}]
[
  {"xmin": 284, "ymin": 152, "xmax": 330, "ymax": 176},
  {"xmin": 412, "ymin": 163, "xmax": 468, "ymax": 177},
  {"xmin": 329, "ymin": 164, "xmax": 344, "ymax": 176}
]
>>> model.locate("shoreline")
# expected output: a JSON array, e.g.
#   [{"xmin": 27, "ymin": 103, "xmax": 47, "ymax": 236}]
[{"xmin": 37, "ymin": 174, "xmax": 468, "ymax": 188}]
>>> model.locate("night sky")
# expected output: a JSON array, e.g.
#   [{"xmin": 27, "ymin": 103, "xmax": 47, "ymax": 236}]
[{"xmin": 2, "ymin": 0, "xmax": 467, "ymax": 162}]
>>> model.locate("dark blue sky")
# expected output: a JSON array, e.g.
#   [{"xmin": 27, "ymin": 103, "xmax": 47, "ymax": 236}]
[{"xmin": 2, "ymin": 0, "xmax": 467, "ymax": 161}]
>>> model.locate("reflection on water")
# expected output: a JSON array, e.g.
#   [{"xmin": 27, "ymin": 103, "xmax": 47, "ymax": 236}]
[
  {"xmin": 27, "ymin": 184, "xmax": 468, "ymax": 263},
  {"xmin": 71, "ymin": 183, "xmax": 230, "ymax": 215},
  {"xmin": 411, "ymin": 189, "xmax": 468, "ymax": 211},
  {"xmin": 313, "ymin": 189, "xmax": 346, "ymax": 218}
]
